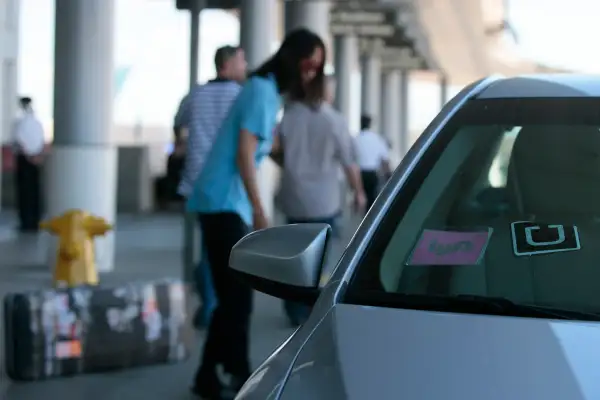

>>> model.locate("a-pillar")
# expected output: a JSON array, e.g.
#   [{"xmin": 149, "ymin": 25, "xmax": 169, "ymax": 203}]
[
  {"xmin": 399, "ymin": 69, "xmax": 410, "ymax": 158},
  {"xmin": 381, "ymin": 69, "xmax": 401, "ymax": 167},
  {"xmin": 284, "ymin": 1, "xmax": 330, "ymax": 39},
  {"xmin": 48, "ymin": 0, "xmax": 117, "ymax": 272},
  {"xmin": 361, "ymin": 54, "xmax": 382, "ymax": 132},
  {"xmin": 240, "ymin": 0, "xmax": 277, "ymax": 220},
  {"xmin": 334, "ymin": 35, "xmax": 357, "ymax": 124}
]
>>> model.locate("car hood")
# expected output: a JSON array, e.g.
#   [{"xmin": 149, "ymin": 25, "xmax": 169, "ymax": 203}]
[{"xmin": 280, "ymin": 304, "xmax": 600, "ymax": 400}]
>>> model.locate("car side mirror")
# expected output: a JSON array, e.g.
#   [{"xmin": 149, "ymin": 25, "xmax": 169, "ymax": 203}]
[{"xmin": 229, "ymin": 223, "xmax": 331, "ymax": 305}]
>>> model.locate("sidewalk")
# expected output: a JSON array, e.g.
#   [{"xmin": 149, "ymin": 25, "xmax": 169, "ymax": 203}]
[{"xmin": 0, "ymin": 211, "xmax": 360, "ymax": 399}]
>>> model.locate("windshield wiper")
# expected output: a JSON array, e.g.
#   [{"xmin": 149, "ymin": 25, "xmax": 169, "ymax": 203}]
[{"xmin": 345, "ymin": 291, "xmax": 600, "ymax": 321}]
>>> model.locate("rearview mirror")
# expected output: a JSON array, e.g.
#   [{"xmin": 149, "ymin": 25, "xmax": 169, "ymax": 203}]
[{"xmin": 229, "ymin": 223, "xmax": 331, "ymax": 305}]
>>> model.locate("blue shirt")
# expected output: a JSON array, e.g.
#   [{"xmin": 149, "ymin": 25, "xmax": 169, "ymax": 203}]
[{"xmin": 186, "ymin": 75, "xmax": 281, "ymax": 226}]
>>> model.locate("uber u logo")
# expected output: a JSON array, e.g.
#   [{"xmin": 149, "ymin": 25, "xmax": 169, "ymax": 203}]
[{"xmin": 511, "ymin": 221, "xmax": 581, "ymax": 256}]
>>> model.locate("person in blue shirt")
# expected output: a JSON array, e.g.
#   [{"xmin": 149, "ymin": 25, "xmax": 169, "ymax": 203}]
[{"xmin": 188, "ymin": 28, "xmax": 327, "ymax": 399}]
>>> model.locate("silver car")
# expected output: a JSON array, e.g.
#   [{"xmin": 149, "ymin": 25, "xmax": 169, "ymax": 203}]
[{"xmin": 231, "ymin": 74, "xmax": 600, "ymax": 400}]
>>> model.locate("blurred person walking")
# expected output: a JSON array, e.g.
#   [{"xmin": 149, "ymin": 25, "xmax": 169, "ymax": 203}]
[
  {"xmin": 274, "ymin": 77, "xmax": 366, "ymax": 327},
  {"xmin": 174, "ymin": 46, "xmax": 247, "ymax": 329},
  {"xmin": 354, "ymin": 115, "xmax": 392, "ymax": 213},
  {"xmin": 12, "ymin": 97, "xmax": 46, "ymax": 233},
  {"xmin": 187, "ymin": 28, "xmax": 327, "ymax": 400}
]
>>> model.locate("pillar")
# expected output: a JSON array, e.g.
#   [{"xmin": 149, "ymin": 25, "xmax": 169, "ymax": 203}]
[
  {"xmin": 284, "ymin": 1, "xmax": 330, "ymax": 39},
  {"xmin": 1, "ymin": 0, "xmax": 19, "ymax": 140},
  {"xmin": 440, "ymin": 74, "xmax": 448, "ymax": 109},
  {"xmin": 381, "ymin": 69, "xmax": 401, "ymax": 167},
  {"xmin": 188, "ymin": 0, "xmax": 202, "ymax": 89},
  {"xmin": 1, "ymin": 0, "xmax": 21, "ymax": 211},
  {"xmin": 399, "ymin": 69, "xmax": 410, "ymax": 158},
  {"xmin": 334, "ymin": 35, "xmax": 357, "ymax": 124},
  {"xmin": 240, "ymin": 0, "xmax": 277, "ymax": 220},
  {"xmin": 360, "ymin": 54, "xmax": 382, "ymax": 132},
  {"xmin": 0, "ymin": 2, "xmax": 5, "ymax": 214},
  {"xmin": 240, "ymin": 0, "xmax": 275, "ymax": 70},
  {"xmin": 182, "ymin": 0, "xmax": 203, "ymax": 285},
  {"xmin": 48, "ymin": 0, "xmax": 117, "ymax": 272}
]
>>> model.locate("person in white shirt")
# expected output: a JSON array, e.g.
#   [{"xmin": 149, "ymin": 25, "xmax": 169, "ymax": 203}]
[
  {"xmin": 354, "ymin": 114, "xmax": 392, "ymax": 213},
  {"xmin": 12, "ymin": 97, "xmax": 46, "ymax": 233}
]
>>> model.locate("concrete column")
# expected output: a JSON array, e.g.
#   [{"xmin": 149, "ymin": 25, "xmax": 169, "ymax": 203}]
[
  {"xmin": 399, "ymin": 69, "xmax": 410, "ymax": 158},
  {"xmin": 440, "ymin": 74, "xmax": 448, "ymax": 109},
  {"xmin": 188, "ymin": 1, "xmax": 202, "ymax": 89},
  {"xmin": 1, "ymin": 0, "xmax": 19, "ymax": 140},
  {"xmin": 49, "ymin": 0, "xmax": 117, "ymax": 272},
  {"xmin": 0, "ymin": 1, "xmax": 5, "ymax": 214},
  {"xmin": 240, "ymin": 0, "xmax": 275, "ymax": 70},
  {"xmin": 240, "ymin": 0, "xmax": 278, "ymax": 220},
  {"xmin": 182, "ymin": 0, "xmax": 203, "ymax": 285},
  {"xmin": 334, "ymin": 35, "xmax": 357, "ymax": 124},
  {"xmin": 360, "ymin": 54, "xmax": 382, "ymax": 132},
  {"xmin": 381, "ymin": 69, "xmax": 401, "ymax": 167},
  {"xmin": 1, "ymin": 0, "xmax": 21, "ymax": 211},
  {"xmin": 284, "ymin": 1, "xmax": 330, "ymax": 39}
]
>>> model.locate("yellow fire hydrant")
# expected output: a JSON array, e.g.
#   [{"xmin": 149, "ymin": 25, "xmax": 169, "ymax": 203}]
[{"xmin": 40, "ymin": 209, "xmax": 112, "ymax": 288}]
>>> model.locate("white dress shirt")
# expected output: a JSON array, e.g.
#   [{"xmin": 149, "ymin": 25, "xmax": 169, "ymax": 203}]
[
  {"xmin": 12, "ymin": 112, "xmax": 45, "ymax": 156},
  {"xmin": 354, "ymin": 130, "xmax": 389, "ymax": 171}
]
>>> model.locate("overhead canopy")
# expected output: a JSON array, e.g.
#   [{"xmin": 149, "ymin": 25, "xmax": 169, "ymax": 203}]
[{"xmin": 414, "ymin": 0, "xmax": 570, "ymax": 84}]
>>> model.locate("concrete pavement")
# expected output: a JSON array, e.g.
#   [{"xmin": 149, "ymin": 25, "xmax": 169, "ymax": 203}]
[{"xmin": 0, "ymin": 211, "xmax": 359, "ymax": 399}]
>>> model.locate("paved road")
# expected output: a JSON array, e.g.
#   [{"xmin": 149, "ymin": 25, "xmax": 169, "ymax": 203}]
[{"xmin": 0, "ymin": 212, "xmax": 359, "ymax": 399}]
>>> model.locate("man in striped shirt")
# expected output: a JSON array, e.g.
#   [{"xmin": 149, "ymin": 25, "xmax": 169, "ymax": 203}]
[{"xmin": 174, "ymin": 45, "xmax": 246, "ymax": 328}]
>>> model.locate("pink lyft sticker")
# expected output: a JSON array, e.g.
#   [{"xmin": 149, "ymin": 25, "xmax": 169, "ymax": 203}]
[{"xmin": 407, "ymin": 229, "xmax": 492, "ymax": 266}]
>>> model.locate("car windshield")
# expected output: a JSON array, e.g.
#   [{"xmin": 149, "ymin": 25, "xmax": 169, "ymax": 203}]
[{"xmin": 345, "ymin": 97, "xmax": 600, "ymax": 320}]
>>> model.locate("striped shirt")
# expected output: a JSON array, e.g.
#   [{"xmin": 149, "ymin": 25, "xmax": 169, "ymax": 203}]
[{"xmin": 175, "ymin": 78, "xmax": 242, "ymax": 197}]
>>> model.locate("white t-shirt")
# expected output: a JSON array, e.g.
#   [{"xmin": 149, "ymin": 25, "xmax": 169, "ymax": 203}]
[
  {"xmin": 12, "ymin": 113, "xmax": 45, "ymax": 156},
  {"xmin": 354, "ymin": 130, "xmax": 389, "ymax": 171}
]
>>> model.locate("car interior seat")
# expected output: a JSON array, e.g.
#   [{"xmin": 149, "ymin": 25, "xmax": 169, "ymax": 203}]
[
  {"xmin": 381, "ymin": 127, "xmax": 501, "ymax": 294},
  {"xmin": 483, "ymin": 125, "xmax": 600, "ymax": 310},
  {"xmin": 403, "ymin": 128, "xmax": 506, "ymax": 296}
]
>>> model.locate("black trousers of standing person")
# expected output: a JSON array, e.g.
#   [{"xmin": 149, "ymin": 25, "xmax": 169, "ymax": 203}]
[
  {"xmin": 361, "ymin": 170, "xmax": 379, "ymax": 213},
  {"xmin": 15, "ymin": 153, "xmax": 42, "ymax": 232},
  {"xmin": 193, "ymin": 212, "xmax": 252, "ymax": 397}
]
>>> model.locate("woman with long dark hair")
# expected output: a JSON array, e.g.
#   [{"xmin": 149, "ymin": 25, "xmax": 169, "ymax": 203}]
[{"xmin": 187, "ymin": 28, "xmax": 326, "ymax": 399}]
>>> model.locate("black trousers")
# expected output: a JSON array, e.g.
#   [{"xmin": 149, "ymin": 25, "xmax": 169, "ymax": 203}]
[
  {"xmin": 15, "ymin": 154, "xmax": 42, "ymax": 231},
  {"xmin": 361, "ymin": 170, "xmax": 379, "ymax": 213},
  {"xmin": 196, "ymin": 212, "xmax": 252, "ymax": 379}
]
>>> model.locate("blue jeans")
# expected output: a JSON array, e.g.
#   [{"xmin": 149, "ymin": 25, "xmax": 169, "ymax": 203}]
[
  {"xmin": 194, "ymin": 231, "xmax": 217, "ymax": 327},
  {"xmin": 284, "ymin": 214, "xmax": 338, "ymax": 326}
]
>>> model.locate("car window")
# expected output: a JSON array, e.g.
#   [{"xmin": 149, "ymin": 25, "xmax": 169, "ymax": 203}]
[{"xmin": 346, "ymin": 97, "xmax": 600, "ymax": 317}]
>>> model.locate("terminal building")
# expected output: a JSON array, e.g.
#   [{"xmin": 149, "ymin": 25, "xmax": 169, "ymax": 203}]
[{"xmin": 0, "ymin": 0, "xmax": 562, "ymax": 272}]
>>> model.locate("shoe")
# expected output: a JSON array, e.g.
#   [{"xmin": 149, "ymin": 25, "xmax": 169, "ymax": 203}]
[
  {"xmin": 216, "ymin": 366, "xmax": 250, "ymax": 399},
  {"xmin": 191, "ymin": 366, "xmax": 243, "ymax": 400},
  {"xmin": 191, "ymin": 368, "xmax": 223, "ymax": 399}
]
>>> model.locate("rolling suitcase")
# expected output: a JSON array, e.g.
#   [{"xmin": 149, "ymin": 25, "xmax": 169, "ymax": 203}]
[{"xmin": 3, "ymin": 279, "xmax": 191, "ymax": 381}]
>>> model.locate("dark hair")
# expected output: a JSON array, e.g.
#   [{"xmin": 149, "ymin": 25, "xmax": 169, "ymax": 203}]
[
  {"xmin": 19, "ymin": 97, "xmax": 32, "ymax": 109},
  {"xmin": 361, "ymin": 115, "xmax": 372, "ymax": 130},
  {"xmin": 214, "ymin": 45, "xmax": 240, "ymax": 71},
  {"xmin": 251, "ymin": 28, "xmax": 326, "ymax": 104}
]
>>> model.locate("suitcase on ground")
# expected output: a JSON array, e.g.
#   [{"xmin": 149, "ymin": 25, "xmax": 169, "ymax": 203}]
[{"xmin": 3, "ymin": 279, "xmax": 191, "ymax": 381}]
